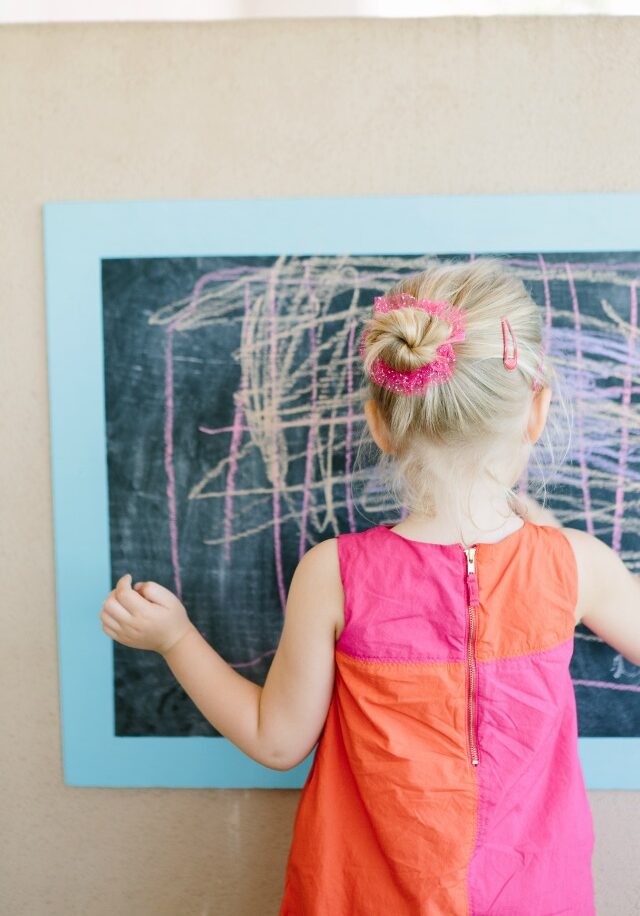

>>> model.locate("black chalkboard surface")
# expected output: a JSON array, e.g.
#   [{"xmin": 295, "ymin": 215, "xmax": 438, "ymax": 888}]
[{"xmin": 101, "ymin": 252, "xmax": 640, "ymax": 739}]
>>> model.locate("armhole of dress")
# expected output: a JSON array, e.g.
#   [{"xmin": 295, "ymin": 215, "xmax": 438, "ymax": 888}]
[
  {"xmin": 551, "ymin": 525, "xmax": 580, "ymax": 631},
  {"xmin": 335, "ymin": 534, "xmax": 351, "ymax": 648}
]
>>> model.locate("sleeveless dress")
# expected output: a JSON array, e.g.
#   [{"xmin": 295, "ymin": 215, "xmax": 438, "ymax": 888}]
[{"xmin": 278, "ymin": 519, "xmax": 596, "ymax": 916}]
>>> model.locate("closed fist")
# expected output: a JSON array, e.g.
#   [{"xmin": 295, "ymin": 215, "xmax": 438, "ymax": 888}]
[{"xmin": 99, "ymin": 574, "xmax": 194, "ymax": 655}]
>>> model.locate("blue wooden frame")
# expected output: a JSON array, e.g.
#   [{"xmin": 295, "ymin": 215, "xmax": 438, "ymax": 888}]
[{"xmin": 43, "ymin": 191, "xmax": 640, "ymax": 787}]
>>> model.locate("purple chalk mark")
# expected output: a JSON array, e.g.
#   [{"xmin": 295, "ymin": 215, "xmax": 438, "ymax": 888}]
[
  {"xmin": 538, "ymin": 252, "xmax": 553, "ymax": 339},
  {"xmin": 578, "ymin": 384, "xmax": 640, "ymax": 400},
  {"xmin": 345, "ymin": 318, "xmax": 357, "ymax": 533},
  {"xmin": 269, "ymin": 273, "xmax": 287, "ymax": 614},
  {"xmin": 611, "ymin": 281, "xmax": 638, "ymax": 554},
  {"xmin": 572, "ymin": 678, "xmax": 640, "ymax": 693},
  {"xmin": 507, "ymin": 257, "xmax": 640, "ymax": 272},
  {"xmin": 548, "ymin": 323, "xmax": 627, "ymax": 353},
  {"xmin": 537, "ymin": 250, "xmax": 552, "ymax": 429},
  {"xmin": 222, "ymin": 282, "xmax": 252, "ymax": 566},
  {"xmin": 566, "ymin": 261, "xmax": 595, "ymax": 535},
  {"xmin": 587, "ymin": 454, "xmax": 640, "ymax": 484},
  {"xmin": 519, "ymin": 253, "xmax": 554, "ymax": 495}
]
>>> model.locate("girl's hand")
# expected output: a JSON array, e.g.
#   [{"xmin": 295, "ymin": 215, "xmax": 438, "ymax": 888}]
[{"xmin": 99, "ymin": 574, "xmax": 195, "ymax": 655}]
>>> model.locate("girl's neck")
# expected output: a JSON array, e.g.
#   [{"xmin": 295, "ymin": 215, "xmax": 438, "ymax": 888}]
[{"xmin": 395, "ymin": 499, "xmax": 526, "ymax": 547}]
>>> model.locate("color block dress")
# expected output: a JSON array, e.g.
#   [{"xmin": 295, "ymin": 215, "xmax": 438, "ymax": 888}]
[{"xmin": 278, "ymin": 520, "xmax": 596, "ymax": 916}]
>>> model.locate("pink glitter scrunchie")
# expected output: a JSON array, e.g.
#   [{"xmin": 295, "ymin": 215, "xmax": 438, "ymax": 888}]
[{"xmin": 358, "ymin": 292, "xmax": 467, "ymax": 395}]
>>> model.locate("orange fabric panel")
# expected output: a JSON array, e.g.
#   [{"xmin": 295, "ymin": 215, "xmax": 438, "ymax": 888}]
[
  {"xmin": 279, "ymin": 652, "xmax": 478, "ymax": 915},
  {"xmin": 474, "ymin": 524, "xmax": 578, "ymax": 661}
]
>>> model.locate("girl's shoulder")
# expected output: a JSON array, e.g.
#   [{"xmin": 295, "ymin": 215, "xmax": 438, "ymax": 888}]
[
  {"xmin": 552, "ymin": 526, "xmax": 640, "ymax": 654},
  {"xmin": 555, "ymin": 525, "xmax": 614, "ymax": 626}
]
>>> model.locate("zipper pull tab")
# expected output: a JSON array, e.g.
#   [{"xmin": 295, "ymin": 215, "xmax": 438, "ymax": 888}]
[
  {"xmin": 464, "ymin": 545, "xmax": 476, "ymax": 575},
  {"xmin": 464, "ymin": 546, "xmax": 479, "ymax": 606}
]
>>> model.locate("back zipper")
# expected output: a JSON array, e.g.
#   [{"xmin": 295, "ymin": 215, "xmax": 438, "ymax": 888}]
[{"xmin": 463, "ymin": 545, "xmax": 480, "ymax": 766}]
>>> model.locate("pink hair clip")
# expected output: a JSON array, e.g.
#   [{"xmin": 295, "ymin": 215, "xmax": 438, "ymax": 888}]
[
  {"xmin": 358, "ymin": 292, "xmax": 466, "ymax": 395},
  {"xmin": 502, "ymin": 316, "xmax": 546, "ymax": 391},
  {"xmin": 501, "ymin": 317, "xmax": 518, "ymax": 371}
]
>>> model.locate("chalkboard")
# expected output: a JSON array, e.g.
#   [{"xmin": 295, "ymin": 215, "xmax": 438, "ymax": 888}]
[{"xmin": 101, "ymin": 251, "xmax": 640, "ymax": 741}]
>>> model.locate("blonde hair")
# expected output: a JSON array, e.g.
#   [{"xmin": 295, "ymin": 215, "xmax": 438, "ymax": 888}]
[{"xmin": 355, "ymin": 256, "xmax": 571, "ymax": 533}]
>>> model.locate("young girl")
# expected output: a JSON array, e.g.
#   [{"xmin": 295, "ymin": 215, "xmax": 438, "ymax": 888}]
[{"xmin": 100, "ymin": 257, "xmax": 640, "ymax": 915}]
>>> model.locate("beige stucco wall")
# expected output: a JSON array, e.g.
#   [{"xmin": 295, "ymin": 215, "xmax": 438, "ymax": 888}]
[{"xmin": 1, "ymin": 16, "xmax": 639, "ymax": 915}]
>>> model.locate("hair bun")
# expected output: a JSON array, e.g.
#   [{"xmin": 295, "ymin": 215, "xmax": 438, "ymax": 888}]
[
  {"xmin": 359, "ymin": 293, "xmax": 467, "ymax": 394},
  {"xmin": 371, "ymin": 308, "xmax": 453, "ymax": 371}
]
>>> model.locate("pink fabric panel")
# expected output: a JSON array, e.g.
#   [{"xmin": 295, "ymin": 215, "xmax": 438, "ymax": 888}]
[
  {"xmin": 335, "ymin": 528, "xmax": 469, "ymax": 662},
  {"xmin": 467, "ymin": 639, "xmax": 596, "ymax": 915}
]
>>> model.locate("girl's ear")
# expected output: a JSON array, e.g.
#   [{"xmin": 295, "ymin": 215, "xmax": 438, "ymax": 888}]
[
  {"xmin": 527, "ymin": 385, "xmax": 552, "ymax": 445},
  {"xmin": 364, "ymin": 399, "xmax": 395, "ymax": 455}
]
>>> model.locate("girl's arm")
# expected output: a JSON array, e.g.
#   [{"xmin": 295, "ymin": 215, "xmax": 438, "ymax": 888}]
[
  {"xmin": 514, "ymin": 494, "xmax": 640, "ymax": 664},
  {"xmin": 561, "ymin": 525, "xmax": 640, "ymax": 666},
  {"xmin": 161, "ymin": 538, "xmax": 341, "ymax": 769}
]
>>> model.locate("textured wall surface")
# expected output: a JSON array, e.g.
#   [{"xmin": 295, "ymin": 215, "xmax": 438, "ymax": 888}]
[{"xmin": 1, "ymin": 16, "xmax": 639, "ymax": 916}]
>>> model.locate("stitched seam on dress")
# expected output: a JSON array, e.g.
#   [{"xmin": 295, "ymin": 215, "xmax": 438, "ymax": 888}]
[
  {"xmin": 335, "ymin": 649, "xmax": 466, "ymax": 666},
  {"xmin": 476, "ymin": 635, "xmax": 575, "ymax": 664}
]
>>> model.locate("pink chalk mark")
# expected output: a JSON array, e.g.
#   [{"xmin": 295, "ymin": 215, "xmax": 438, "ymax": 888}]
[
  {"xmin": 298, "ymin": 319, "xmax": 318, "ymax": 559},
  {"xmin": 164, "ymin": 325, "xmax": 182, "ymax": 600},
  {"xmin": 269, "ymin": 277, "xmax": 287, "ymax": 614},
  {"xmin": 297, "ymin": 264, "xmax": 317, "ymax": 559},
  {"xmin": 229, "ymin": 646, "xmax": 277, "ymax": 670},
  {"xmin": 345, "ymin": 318, "xmax": 357, "ymax": 533},
  {"xmin": 611, "ymin": 281, "xmax": 638, "ymax": 554},
  {"xmin": 572, "ymin": 678, "xmax": 640, "ymax": 693},
  {"xmin": 164, "ymin": 269, "xmax": 230, "ymax": 599},
  {"xmin": 222, "ymin": 282, "xmax": 252, "ymax": 566}
]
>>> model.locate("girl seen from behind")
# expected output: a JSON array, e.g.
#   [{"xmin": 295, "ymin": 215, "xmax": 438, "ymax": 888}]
[{"xmin": 100, "ymin": 256, "xmax": 640, "ymax": 915}]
